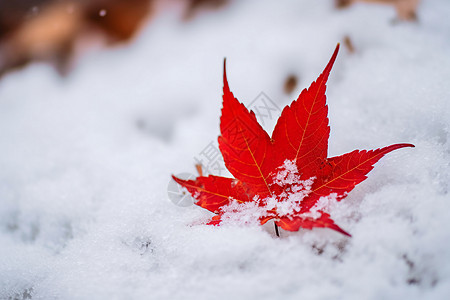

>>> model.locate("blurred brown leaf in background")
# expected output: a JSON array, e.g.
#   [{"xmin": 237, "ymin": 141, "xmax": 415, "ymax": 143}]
[
  {"xmin": 0, "ymin": 0, "xmax": 153, "ymax": 77},
  {"xmin": 336, "ymin": 0, "xmax": 420, "ymax": 21},
  {"xmin": 0, "ymin": 0, "xmax": 229, "ymax": 78}
]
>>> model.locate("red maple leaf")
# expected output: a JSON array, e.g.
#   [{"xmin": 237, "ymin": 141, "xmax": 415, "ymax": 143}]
[{"xmin": 172, "ymin": 44, "xmax": 414, "ymax": 236}]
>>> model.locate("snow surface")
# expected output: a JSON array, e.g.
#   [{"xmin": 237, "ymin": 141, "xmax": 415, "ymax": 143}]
[{"xmin": 1, "ymin": 0, "xmax": 450, "ymax": 299}]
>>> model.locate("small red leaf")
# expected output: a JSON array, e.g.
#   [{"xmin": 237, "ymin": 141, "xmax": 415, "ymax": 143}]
[{"xmin": 172, "ymin": 45, "xmax": 414, "ymax": 237}]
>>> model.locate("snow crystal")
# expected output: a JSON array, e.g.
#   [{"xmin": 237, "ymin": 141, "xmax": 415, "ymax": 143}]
[
  {"xmin": 272, "ymin": 160, "xmax": 315, "ymax": 193},
  {"xmin": 265, "ymin": 160, "xmax": 316, "ymax": 217},
  {"xmin": 302, "ymin": 194, "xmax": 339, "ymax": 220},
  {"xmin": 273, "ymin": 159, "xmax": 301, "ymax": 185},
  {"xmin": 217, "ymin": 199, "xmax": 265, "ymax": 226}
]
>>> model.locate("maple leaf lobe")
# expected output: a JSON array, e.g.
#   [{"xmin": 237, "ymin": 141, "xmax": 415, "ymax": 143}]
[
  {"xmin": 172, "ymin": 175, "xmax": 253, "ymax": 213},
  {"xmin": 271, "ymin": 44, "xmax": 339, "ymax": 179},
  {"xmin": 219, "ymin": 60, "xmax": 274, "ymax": 197}
]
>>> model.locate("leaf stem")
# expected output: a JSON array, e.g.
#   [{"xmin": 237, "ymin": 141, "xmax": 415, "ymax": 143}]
[{"xmin": 274, "ymin": 222, "xmax": 280, "ymax": 237}]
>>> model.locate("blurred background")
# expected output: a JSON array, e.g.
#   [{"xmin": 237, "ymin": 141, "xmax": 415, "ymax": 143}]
[
  {"xmin": 0, "ymin": 0, "xmax": 231, "ymax": 77},
  {"xmin": 0, "ymin": 0, "xmax": 419, "ymax": 79}
]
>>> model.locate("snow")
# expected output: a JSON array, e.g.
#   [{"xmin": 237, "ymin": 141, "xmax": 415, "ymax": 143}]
[
  {"xmin": 265, "ymin": 159, "xmax": 316, "ymax": 218},
  {"xmin": 1, "ymin": 0, "xmax": 450, "ymax": 299},
  {"xmin": 216, "ymin": 199, "xmax": 264, "ymax": 226},
  {"xmin": 305, "ymin": 194, "xmax": 339, "ymax": 220},
  {"xmin": 272, "ymin": 159, "xmax": 303, "ymax": 186}
]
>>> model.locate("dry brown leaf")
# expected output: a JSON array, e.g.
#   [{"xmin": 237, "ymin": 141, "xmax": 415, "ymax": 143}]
[
  {"xmin": 283, "ymin": 74, "xmax": 298, "ymax": 95},
  {"xmin": 336, "ymin": 0, "xmax": 420, "ymax": 21}
]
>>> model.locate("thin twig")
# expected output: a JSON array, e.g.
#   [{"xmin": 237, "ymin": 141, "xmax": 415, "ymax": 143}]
[{"xmin": 274, "ymin": 222, "xmax": 280, "ymax": 237}]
